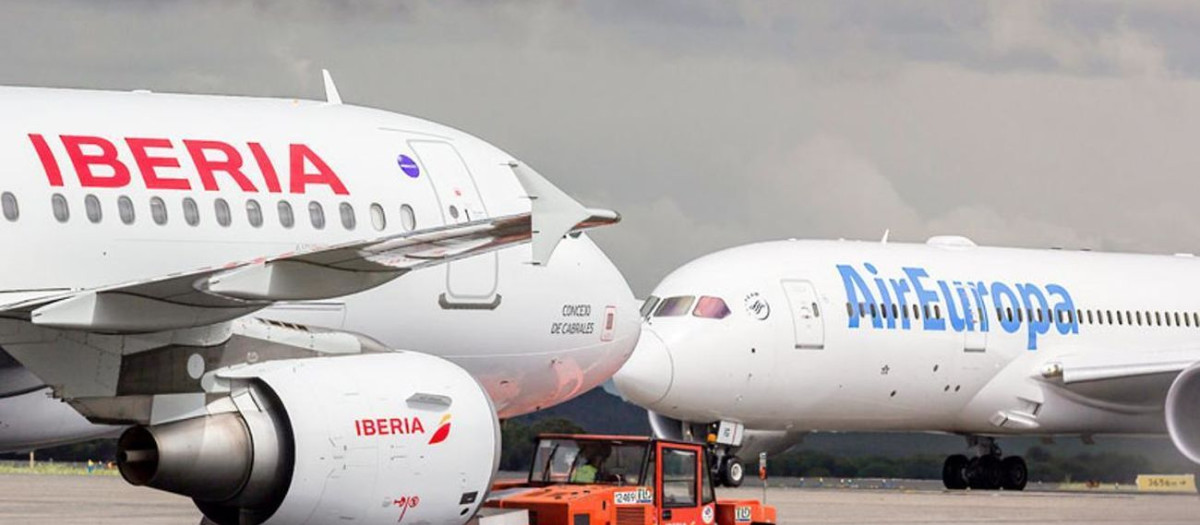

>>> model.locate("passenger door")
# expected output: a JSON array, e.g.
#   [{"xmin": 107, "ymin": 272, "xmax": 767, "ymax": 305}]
[
  {"xmin": 408, "ymin": 141, "xmax": 500, "ymax": 309},
  {"xmin": 781, "ymin": 280, "xmax": 825, "ymax": 349}
]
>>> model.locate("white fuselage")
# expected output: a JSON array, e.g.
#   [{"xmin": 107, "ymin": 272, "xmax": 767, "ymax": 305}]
[
  {"xmin": 0, "ymin": 86, "xmax": 639, "ymax": 450},
  {"xmin": 615, "ymin": 237, "xmax": 1199, "ymax": 437}
]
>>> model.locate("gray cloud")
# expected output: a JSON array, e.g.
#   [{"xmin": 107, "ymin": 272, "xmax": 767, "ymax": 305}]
[{"xmin": 4, "ymin": 1, "xmax": 1200, "ymax": 293}]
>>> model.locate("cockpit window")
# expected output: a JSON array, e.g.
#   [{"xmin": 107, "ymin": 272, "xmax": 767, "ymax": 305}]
[
  {"xmin": 640, "ymin": 296, "xmax": 661, "ymax": 320},
  {"xmin": 654, "ymin": 296, "xmax": 695, "ymax": 317},
  {"xmin": 692, "ymin": 296, "xmax": 731, "ymax": 319}
]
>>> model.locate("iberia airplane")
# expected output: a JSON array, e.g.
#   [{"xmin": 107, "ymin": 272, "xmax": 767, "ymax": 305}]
[
  {"xmin": 615, "ymin": 236, "xmax": 1200, "ymax": 491},
  {"xmin": 0, "ymin": 75, "xmax": 639, "ymax": 525}
]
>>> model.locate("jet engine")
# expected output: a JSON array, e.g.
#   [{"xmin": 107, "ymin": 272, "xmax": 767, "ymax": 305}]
[
  {"xmin": 117, "ymin": 352, "xmax": 499, "ymax": 525},
  {"xmin": 1166, "ymin": 363, "xmax": 1200, "ymax": 464}
]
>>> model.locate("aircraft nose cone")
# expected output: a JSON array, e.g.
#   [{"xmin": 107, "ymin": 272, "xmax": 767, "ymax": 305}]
[{"xmin": 613, "ymin": 328, "xmax": 673, "ymax": 407}]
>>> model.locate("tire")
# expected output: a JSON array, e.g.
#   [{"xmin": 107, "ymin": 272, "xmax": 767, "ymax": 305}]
[
  {"xmin": 969, "ymin": 455, "xmax": 1002, "ymax": 490},
  {"xmin": 942, "ymin": 454, "xmax": 968, "ymax": 490},
  {"xmin": 721, "ymin": 456, "xmax": 745, "ymax": 488},
  {"xmin": 1000, "ymin": 456, "xmax": 1028, "ymax": 491}
]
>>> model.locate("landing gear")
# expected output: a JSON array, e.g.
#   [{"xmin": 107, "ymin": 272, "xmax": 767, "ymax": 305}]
[
  {"xmin": 719, "ymin": 455, "xmax": 745, "ymax": 487},
  {"xmin": 942, "ymin": 437, "xmax": 1027, "ymax": 491}
]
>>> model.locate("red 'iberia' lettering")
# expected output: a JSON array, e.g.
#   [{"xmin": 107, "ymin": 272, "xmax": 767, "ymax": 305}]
[
  {"xmin": 354, "ymin": 417, "xmax": 426, "ymax": 437},
  {"xmin": 28, "ymin": 134, "xmax": 349, "ymax": 195}
]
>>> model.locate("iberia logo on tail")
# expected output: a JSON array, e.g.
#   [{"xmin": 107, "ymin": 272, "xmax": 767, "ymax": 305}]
[{"xmin": 428, "ymin": 414, "xmax": 452, "ymax": 445}]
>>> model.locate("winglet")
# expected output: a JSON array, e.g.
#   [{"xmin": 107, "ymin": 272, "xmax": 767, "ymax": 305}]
[
  {"xmin": 322, "ymin": 69, "xmax": 342, "ymax": 105},
  {"xmin": 510, "ymin": 163, "xmax": 615, "ymax": 266}
]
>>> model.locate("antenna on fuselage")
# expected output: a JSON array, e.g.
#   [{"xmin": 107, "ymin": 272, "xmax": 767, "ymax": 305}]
[
  {"xmin": 322, "ymin": 69, "xmax": 343, "ymax": 105},
  {"xmin": 880, "ymin": 229, "xmax": 890, "ymax": 244}
]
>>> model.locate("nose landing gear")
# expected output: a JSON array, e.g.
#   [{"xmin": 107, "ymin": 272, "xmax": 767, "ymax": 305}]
[
  {"xmin": 942, "ymin": 436, "xmax": 1027, "ymax": 491},
  {"xmin": 718, "ymin": 454, "xmax": 745, "ymax": 487}
]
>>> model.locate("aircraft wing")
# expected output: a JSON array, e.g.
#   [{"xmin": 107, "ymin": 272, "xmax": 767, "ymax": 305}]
[
  {"xmin": 1039, "ymin": 347, "xmax": 1200, "ymax": 408},
  {"xmin": 0, "ymin": 165, "xmax": 618, "ymax": 334}
]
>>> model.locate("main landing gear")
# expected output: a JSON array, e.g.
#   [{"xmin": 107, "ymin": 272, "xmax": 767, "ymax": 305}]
[{"xmin": 942, "ymin": 436, "xmax": 1027, "ymax": 491}]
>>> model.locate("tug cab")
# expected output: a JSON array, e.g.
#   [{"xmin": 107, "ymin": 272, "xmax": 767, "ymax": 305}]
[{"xmin": 485, "ymin": 434, "xmax": 776, "ymax": 525}]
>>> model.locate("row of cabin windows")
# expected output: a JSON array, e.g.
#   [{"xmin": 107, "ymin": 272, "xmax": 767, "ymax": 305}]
[
  {"xmin": 847, "ymin": 302, "xmax": 945, "ymax": 321},
  {"xmin": 35, "ymin": 193, "xmax": 418, "ymax": 232},
  {"xmin": 846, "ymin": 301, "xmax": 1200, "ymax": 329}
]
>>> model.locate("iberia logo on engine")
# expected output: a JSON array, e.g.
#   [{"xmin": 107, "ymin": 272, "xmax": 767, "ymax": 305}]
[{"xmin": 354, "ymin": 413, "xmax": 452, "ymax": 445}]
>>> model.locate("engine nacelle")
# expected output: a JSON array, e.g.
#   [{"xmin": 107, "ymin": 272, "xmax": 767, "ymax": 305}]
[
  {"xmin": 1166, "ymin": 363, "xmax": 1200, "ymax": 464},
  {"xmin": 117, "ymin": 352, "xmax": 500, "ymax": 525}
]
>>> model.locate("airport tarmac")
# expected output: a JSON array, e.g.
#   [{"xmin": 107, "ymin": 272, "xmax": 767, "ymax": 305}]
[{"xmin": 1, "ymin": 473, "xmax": 1198, "ymax": 524}]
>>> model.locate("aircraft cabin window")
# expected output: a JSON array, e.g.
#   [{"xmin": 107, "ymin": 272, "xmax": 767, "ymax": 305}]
[
  {"xmin": 1157, "ymin": 312, "xmax": 1163, "ymax": 326},
  {"xmin": 1036, "ymin": 309, "xmax": 1043, "ymax": 323},
  {"xmin": 934, "ymin": 305, "xmax": 941, "ymax": 319},
  {"xmin": 182, "ymin": 197, "xmax": 200, "ymax": 226},
  {"xmin": 309, "ymin": 202, "xmax": 326, "ymax": 230},
  {"xmin": 1, "ymin": 192, "xmax": 17, "ymax": 222},
  {"xmin": 1136, "ymin": 312, "xmax": 1143, "ymax": 326},
  {"xmin": 246, "ymin": 200, "xmax": 263, "ymax": 228},
  {"xmin": 150, "ymin": 197, "xmax": 168, "ymax": 225},
  {"xmin": 400, "ymin": 204, "xmax": 416, "ymax": 232},
  {"xmin": 370, "ymin": 203, "xmax": 386, "ymax": 231},
  {"xmin": 654, "ymin": 296, "xmax": 695, "ymax": 317},
  {"xmin": 278, "ymin": 201, "xmax": 295, "ymax": 229},
  {"xmin": 214, "ymin": 198, "xmax": 232, "ymax": 227},
  {"xmin": 1175, "ymin": 312, "xmax": 1182, "ymax": 327},
  {"xmin": 1193, "ymin": 313, "xmax": 1199, "ymax": 327},
  {"xmin": 912, "ymin": 304, "xmax": 920, "ymax": 320},
  {"xmin": 859, "ymin": 303, "xmax": 867, "ymax": 317},
  {"xmin": 889, "ymin": 304, "xmax": 896, "ymax": 319},
  {"xmin": 51, "ymin": 193, "xmax": 69, "ymax": 223},
  {"xmin": 870, "ymin": 304, "xmax": 879, "ymax": 318},
  {"xmin": 117, "ymin": 196, "xmax": 135, "ymax": 225},
  {"xmin": 1087, "ymin": 310, "xmax": 1094, "ymax": 325},
  {"xmin": 84, "ymin": 194, "xmax": 102, "ymax": 223},
  {"xmin": 880, "ymin": 304, "xmax": 888, "ymax": 319},
  {"xmin": 339, "ymin": 202, "xmax": 356, "ymax": 230},
  {"xmin": 640, "ymin": 296, "xmax": 661, "ymax": 320},
  {"xmin": 692, "ymin": 296, "xmax": 731, "ymax": 319}
]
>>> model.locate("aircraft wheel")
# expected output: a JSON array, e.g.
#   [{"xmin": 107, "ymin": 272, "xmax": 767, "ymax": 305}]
[
  {"xmin": 942, "ymin": 454, "xmax": 968, "ymax": 490},
  {"xmin": 720, "ymin": 456, "xmax": 745, "ymax": 487},
  {"xmin": 1000, "ymin": 456, "xmax": 1028, "ymax": 491},
  {"xmin": 968, "ymin": 455, "xmax": 1002, "ymax": 490}
]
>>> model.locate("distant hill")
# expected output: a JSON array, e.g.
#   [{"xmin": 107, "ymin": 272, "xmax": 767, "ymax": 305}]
[{"xmin": 510, "ymin": 387, "xmax": 651, "ymax": 435}]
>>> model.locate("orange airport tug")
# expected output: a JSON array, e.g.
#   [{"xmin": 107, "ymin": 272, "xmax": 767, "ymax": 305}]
[{"xmin": 485, "ymin": 434, "xmax": 776, "ymax": 525}]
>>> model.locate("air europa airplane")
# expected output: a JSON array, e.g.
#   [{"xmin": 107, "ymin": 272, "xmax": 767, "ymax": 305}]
[
  {"xmin": 0, "ymin": 76, "xmax": 640, "ymax": 525},
  {"xmin": 615, "ymin": 236, "xmax": 1200, "ymax": 491}
]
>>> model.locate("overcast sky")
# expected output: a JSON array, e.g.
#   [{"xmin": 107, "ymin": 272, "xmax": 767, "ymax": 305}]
[{"xmin": 6, "ymin": 1, "xmax": 1200, "ymax": 294}]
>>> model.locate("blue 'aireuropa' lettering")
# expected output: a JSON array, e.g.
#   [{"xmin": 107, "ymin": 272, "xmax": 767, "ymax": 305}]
[{"xmin": 839, "ymin": 263, "xmax": 1078, "ymax": 350}]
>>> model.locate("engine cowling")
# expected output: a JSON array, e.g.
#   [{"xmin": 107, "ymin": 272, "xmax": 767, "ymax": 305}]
[
  {"xmin": 1166, "ymin": 363, "xmax": 1200, "ymax": 463},
  {"xmin": 117, "ymin": 352, "xmax": 500, "ymax": 525}
]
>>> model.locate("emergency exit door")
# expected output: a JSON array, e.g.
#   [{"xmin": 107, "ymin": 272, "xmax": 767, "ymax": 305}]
[
  {"xmin": 781, "ymin": 280, "xmax": 825, "ymax": 349},
  {"xmin": 409, "ymin": 140, "xmax": 499, "ymax": 308}
]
